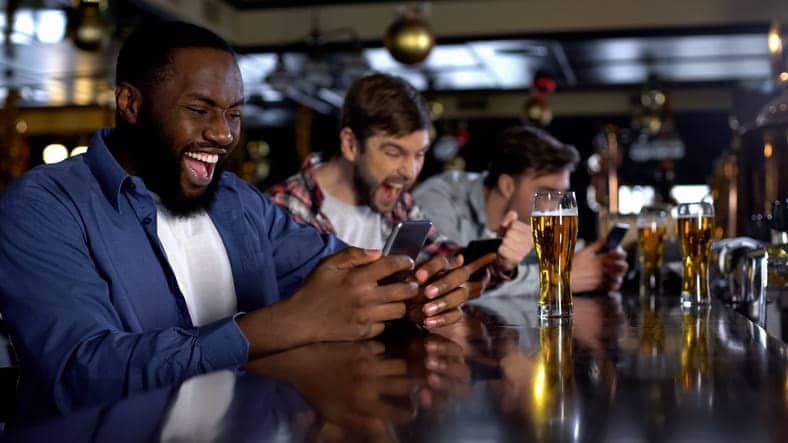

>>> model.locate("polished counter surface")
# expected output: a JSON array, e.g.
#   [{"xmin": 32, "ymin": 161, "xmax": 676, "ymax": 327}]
[{"xmin": 4, "ymin": 294, "xmax": 787, "ymax": 442}]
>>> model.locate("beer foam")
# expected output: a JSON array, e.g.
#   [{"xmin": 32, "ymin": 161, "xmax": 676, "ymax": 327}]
[
  {"xmin": 676, "ymin": 214, "xmax": 713, "ymax": 219},
  {"xmin": 531, "ymin": 208, "xmax": 579, "ymax": 216}
]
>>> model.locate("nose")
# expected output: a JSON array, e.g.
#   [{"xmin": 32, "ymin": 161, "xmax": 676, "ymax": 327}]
[
  {"xmin": 398, "ymin": 156, "xmax": 421, "ymax": 181},
  {"xmin": 204, "ymin": 113, "xmax": 234, "ymax": 147}
]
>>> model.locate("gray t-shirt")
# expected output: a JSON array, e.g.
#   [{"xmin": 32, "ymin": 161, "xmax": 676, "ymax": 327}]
[{"xmin": 413, "ymin": 170, "xmax": 539, "ymax": 298}]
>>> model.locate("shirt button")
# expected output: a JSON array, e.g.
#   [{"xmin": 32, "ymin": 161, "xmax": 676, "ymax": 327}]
[{"xmin": 143, "ymin": 217, "xmax": 152, "ymax": 225}]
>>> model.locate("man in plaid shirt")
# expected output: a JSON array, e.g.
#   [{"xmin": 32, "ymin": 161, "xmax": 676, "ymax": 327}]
[{"xmin": 268, "ymin": 75, "xmax": 533, "ymax": 317}]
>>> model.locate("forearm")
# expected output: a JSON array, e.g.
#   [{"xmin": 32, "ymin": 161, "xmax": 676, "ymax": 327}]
[
  {"xmin": 236, "ymin": 296, "xmax": 317, "ymax": 358},
  {"xmin": 56, "ymin": 318, "xmax": 248, "ymax": 413}
]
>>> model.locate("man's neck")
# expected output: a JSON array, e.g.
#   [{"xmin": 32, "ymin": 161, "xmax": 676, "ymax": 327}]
[
  {"xmin": 483, "ymin": 186, "xmax": 508, "ymax": 233},
  {"xmin": 107, "ymin": 127, "xmax": 137, "ymax": 176},
  {"xmin": 313, "ymin": 156, "xmax": 360, "ymax": 205}
]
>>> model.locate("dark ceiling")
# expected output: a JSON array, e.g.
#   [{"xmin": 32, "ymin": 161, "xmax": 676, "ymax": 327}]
[{"xmin": 223, "ymin": 0, "xmax": 440, "ymax": 10}]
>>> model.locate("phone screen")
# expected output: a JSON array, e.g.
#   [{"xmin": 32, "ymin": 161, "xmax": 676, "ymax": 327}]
[
  {"xmin": 598, "ymin": 223, "xmax": 630, "ymax": 254},
  {"xmin": 382, "ymin": 220, "xmax": 433, "ymax": 260},
  {"xmin": 379, "ymin": 220, "xmax": 432, "ymax": 285}
]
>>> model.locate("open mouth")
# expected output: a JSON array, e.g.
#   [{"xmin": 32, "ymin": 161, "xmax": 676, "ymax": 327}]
[
  {"xmin": 379, "ymin": 181, "xmax": 405, "ymax": 206},
  {"xmin": 183, "ymin": 151, "xmax": 220, "ymax": 187}
]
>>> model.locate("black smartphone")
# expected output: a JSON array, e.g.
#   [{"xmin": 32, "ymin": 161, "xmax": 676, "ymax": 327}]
[
  {"xmin": 378, "ymin": 220, "xmax": 433, "ymax": 285},
  {"xmin": 597, "ymin": 223, "xmax": 630, "ymax": 254},
  {"xmin": 463, "ymin": 238, "xmax": 503, "ymax": 281}
]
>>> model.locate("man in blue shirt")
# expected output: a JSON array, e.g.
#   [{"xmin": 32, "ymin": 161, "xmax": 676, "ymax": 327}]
[{"xmin": 0, "ymin": 21, "xmax": 482, "ymax": 418}]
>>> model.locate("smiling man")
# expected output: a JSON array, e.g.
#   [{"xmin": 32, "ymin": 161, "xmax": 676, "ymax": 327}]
[
  {"xmin": 268, "ymin": 74, "xmax": 532, "ymax": 285},
  {"xmin": 0, "ymin": 22, "xmax": 486, "ymax": 419}
]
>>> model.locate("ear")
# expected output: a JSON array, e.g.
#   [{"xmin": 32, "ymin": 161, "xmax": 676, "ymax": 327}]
[
  {"xmin": 339, "ymin": 127, "xmax": 360, "ymax": 162},
  {"xmin": 497, "ymin": 173, "xmax": 516, "ymax": 199},
  {"xmin": 115, "ymin": 82, "xmax": 142, "ymax": 125}
]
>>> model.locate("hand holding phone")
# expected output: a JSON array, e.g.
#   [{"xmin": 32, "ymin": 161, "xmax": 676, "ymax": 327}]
[
  {"xmin": 597, "ymin": 223, "xmax": 630, "ymax": 255},
  {"xmin": 378, "ymin": 220, "xmax": 432, "ymax": 285},
  {"xmin": 462, "ymin": 238, "xmax": 503, "ymax": 281}
]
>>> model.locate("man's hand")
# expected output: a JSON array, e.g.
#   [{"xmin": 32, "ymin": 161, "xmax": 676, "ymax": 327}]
[
  {"xmin": 496, "ymin": 210, "xmax": 534, "ymax": 272},
  {"xmin": 237, "ymin": 247, "xmax": 419, "ymax": 356},
  {"xmin": 571, "ymin": 240, "xmax": 629, "ymax": 293},
  {"xmin": 407, "ymin": 253, "xmax": 496, "ymax": 330},
  {"xmin": 599, "ymin": 245, "xmax": 628, "ymax": 291}
]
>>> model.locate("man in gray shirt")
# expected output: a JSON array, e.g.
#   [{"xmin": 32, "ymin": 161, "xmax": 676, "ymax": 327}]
[{"xmin": 414, "ymin": 125, "xmax": 628, "ymax": 297}]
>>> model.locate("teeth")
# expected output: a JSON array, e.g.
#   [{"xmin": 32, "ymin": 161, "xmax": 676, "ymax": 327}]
[
  {"xmin": 387, "ymin": 183, "xmax": 404, "ymax": 189},
  {"xmin": 185, "ymin": 151, "xmax": 219, "ymax": 164}
]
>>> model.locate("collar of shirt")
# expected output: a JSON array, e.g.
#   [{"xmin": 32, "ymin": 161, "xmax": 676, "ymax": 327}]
[
  {"xmin": 84, "ymin": 128, "xmax": 132, "ymax": 211},
  {"xmin": 297, "ymin": 153, "xmax": 416, "ymax": 227}
]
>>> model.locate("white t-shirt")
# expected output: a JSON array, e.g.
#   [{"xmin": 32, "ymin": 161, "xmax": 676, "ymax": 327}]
[
  {"xmin": 321, "ymin": 190, "xmax": 385, "ymax": 250},
  {"xmin": 154, "ymin": 200, "xmax": 237, "ymax": 327}
]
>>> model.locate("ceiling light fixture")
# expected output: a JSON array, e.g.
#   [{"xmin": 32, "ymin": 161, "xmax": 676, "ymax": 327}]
[{"xmin": 383, "ymin": 6, "xmax": 435, "ymax": 65}]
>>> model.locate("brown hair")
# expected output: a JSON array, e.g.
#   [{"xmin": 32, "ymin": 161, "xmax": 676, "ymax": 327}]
[
  {"xmin": 484, "ymin": 125, "xmax": 579, "ymax": 188},
  {"xmin": 336, "ymin": 73, "xmax": 431, "ymax": 154}
]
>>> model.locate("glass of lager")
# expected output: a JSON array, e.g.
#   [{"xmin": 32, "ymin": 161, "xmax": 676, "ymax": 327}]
[
  {"xmin": 677, "ymin": 202, "xmax": 715, "ymax": 305},
  {"xmin": 532, "ymin": 191, "xmax": 578, "ymax": 318},
  {"xmin": 637, "ymin": 206, "xmax": 669, "ymax": 296}
]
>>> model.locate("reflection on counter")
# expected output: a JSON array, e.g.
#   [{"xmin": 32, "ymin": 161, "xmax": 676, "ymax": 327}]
[{"xmin": 3, "ymin": 293, "xmax": 786, "ymax": 442}]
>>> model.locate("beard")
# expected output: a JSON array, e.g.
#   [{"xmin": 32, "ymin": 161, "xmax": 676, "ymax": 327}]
[
  {"xmin": 128, "ymin": 109, "xmax": 223, "ymax": 217},
  {"xmin": 352, "ymin": 161, "xmax": 376, "ymax": 208}
]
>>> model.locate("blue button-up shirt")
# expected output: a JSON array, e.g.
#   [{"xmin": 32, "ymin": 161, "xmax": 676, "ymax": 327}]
[{"xmin": 0, "ymin": 128, "xmax": 345, "ymax": 418}]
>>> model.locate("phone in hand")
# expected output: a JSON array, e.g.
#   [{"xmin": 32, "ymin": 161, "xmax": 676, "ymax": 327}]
[
  {"xmin": 463, "ymin": 238, "xmax": 503, "ymax": 281},
  {"xmin": 378, "ymin": 220, "xmax": 433, "ymax": 285},
  {"xmin": 597, "ymin": 223, "xmax": 630, "ymax": 255}
]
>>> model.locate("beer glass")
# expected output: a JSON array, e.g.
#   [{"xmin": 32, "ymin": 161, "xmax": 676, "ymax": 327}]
[
  {"xmin": 637, "ymin": 206, "xmax": 669, "ymax": 296},
  {"xmin": 677, "ymin": 202, "xmax": 715, "ymax": 306},
  {"xmin": 531, "ymin": 191, "xmax": 578, "ymax": 318}
]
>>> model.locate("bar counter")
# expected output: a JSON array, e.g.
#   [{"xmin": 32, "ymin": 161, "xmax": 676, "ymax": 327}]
[{"xmin": 4, "ymin": 292, "xmax": 787, "ymax": 442}]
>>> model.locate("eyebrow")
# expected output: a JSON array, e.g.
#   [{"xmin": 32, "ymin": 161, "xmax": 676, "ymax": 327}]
[
  {"xmin": 379, "ymin": 142, "xmax": 429, "ymax": 154},
  {"xmin": 186, "ymin": 93, "xmax": 244, "ymax": 108}
]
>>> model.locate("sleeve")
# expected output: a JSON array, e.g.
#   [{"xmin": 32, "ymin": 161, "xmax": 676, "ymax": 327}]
[
  {"xmin": 254, "ymin": 182, "xmax": 347, "ymax": 299},
  {"xmin": 0, "ymin": 185, "xmax": 248, "ymax": 414},
  {"xmin": 412, "ymin": 177, "xmax": 466, "ymax": 243}
]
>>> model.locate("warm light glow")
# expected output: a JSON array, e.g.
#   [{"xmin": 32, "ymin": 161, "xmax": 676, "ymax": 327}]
[
  {"xmin": 43, "ymin": 144, "xmax": 68, "ymax": 164},
  {"xmin": 780, "ymin": 72, "xmax": 788, "ymax": 82},
  {"xmin": 531, "ymin": 361, "xmax": 547, "ymax": 410},
  {"xmin": 15, "ymin": 119, "xmax": 27, "ymax": 134},
  {"xmin": 764, "ymin": 142, "xmax": 774, "ymax": 158},
  {"xmin": 70, "ymin": 146, "xmax": 88, "ymax": 157},
  {"xmin": 768, "ymin": 26, "xmax": 783, "ymax": 55}
]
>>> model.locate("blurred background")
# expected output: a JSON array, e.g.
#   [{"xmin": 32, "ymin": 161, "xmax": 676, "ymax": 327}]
[{"xmin": 0, "ymin": 0, "xmax": 786, "ymax": 242}]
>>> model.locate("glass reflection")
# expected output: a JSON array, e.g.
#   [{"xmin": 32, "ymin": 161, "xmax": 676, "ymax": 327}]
[
  {"xmin": 526, "ymin": 319, "xmax": 580, "ymax": 442},
  {"xmin": 677, "ymin": 305, "xmax": 714, "ymax": 407}
]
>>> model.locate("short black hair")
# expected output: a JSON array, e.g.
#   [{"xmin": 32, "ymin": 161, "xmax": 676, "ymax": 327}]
[
  {"xmin": 115, "ymin": 20, "xmax": 236, "ymax": 90},
  {"xmin": 336, "ymin": 73, "xmax": 431, "ymax": 155},
  {"xmin": 484, "ymin": 125, "xmax": 580, "ymax": 188}
]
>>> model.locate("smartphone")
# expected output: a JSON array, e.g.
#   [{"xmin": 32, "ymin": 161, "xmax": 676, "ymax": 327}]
[
  {"xmin": 597, "ymin": 223, "xmax": 630, "ymax": 254},
  {"xmin": 463, "ymin": 238, "xmax": 503, "ymax": 281},
  {"xmin": 379, "ymin": 220, "xmax": 433, "ymax": 285}
]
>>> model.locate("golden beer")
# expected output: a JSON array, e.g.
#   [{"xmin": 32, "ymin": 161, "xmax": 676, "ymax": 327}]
[
  {"xmin": 528, "ymin": 322, "xmax": 576, "ymax": 441},
  {"xmin": 677, "ymin": 216, "xmax": 714, "ymax": 304},
  {"xmin": 531, "ymin": 214, "xmax": 578, "ymax": 317},
  {"xmin": 678, "ymin": 307, "xmax": 711, "ymax": 392},
  {"xmin": 638, "ymin": 224, "xmax": 667, "ymax": 294}
]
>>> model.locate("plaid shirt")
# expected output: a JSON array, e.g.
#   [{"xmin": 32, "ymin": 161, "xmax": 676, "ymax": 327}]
[
  {"xmin": 266, "ymin": 153, "xmax": 458, "ymax": 258},
  {"xmin": 266, "ymin": 154, "xmax": 515, "ymax": 288}
]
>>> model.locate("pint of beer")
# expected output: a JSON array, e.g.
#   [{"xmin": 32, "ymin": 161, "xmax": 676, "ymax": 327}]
[
  {"xmin": 677, "ymin": 202, "xmax": 715, "ymax": 305},
  {"xmin": 531, "ymin": 191, "xmax": 578, "ymax": 318},
  {"xmin": 637, "ymin": 206, "xmax": 668, "ymax": 295}
]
